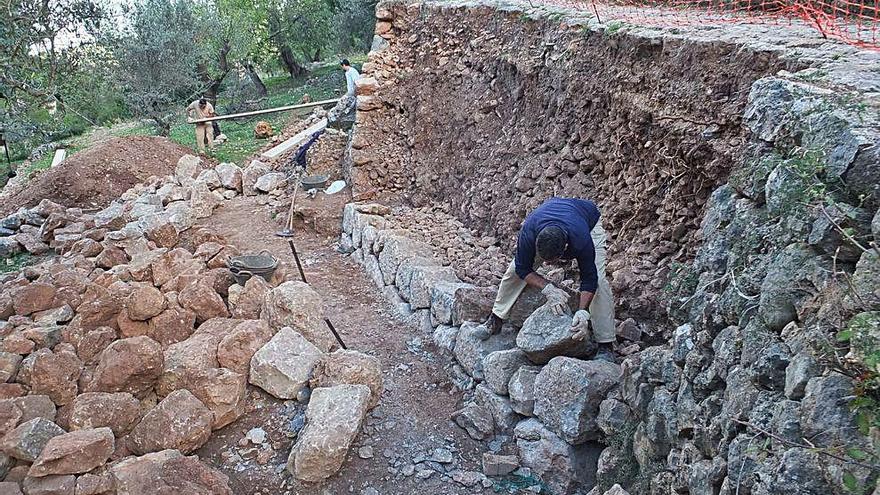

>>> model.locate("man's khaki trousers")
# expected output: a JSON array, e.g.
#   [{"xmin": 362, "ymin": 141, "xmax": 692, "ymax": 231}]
[
  {"xmin": 491, "ymin": 221, "xmax": 616, "ymax": 343},
  {"xmin": 195, "ymin": 124, "xmax": 213, "ymax": 152}
]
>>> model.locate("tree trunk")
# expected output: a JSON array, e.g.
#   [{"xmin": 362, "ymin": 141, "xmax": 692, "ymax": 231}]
[
  {"xmin": 245, "ymin": 63, "xmax": 268, "ymax": 97},
  {"xmin": 279, "ymin": 46, "xmax": 306, "ymax": 79}
]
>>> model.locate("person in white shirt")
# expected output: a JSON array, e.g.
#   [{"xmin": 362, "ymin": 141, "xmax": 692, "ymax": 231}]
[{"xmin": 342, "ymin": 59, "xmax": 360, "ymax": 97}]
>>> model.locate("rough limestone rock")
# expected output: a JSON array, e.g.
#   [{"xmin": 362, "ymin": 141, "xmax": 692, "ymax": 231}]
[
  {"xmin": 309, "ymin": 350, "xmax": 383, "ymax": 408},
  {"xmin": 4, "ymin": 396, "xmax": 56, "ymax": 424},
  {"xmin": 128, "ymin": 390, "xmax": 213, "ymax": 455},
  {"xmin": 249, "ymin": 327, "xmax": 323, "ymax": 399},
  {"xmin": 17, "ymin": 349, "xmax": 82, "ymax": 406},
  {"xmin": 784, "ymin": 351, "xmax": 820, "ymax": 400},
  {"xmin": 68, "ymin": 392, "xmax": 140, "ymax": 436},
  {"xmin": 533, "ymin": 357, "xmax": 622, "ymax": 444},
  {"xmin": 228, "ymin": 276, "xmax": 271, "ymax": 320},
  {"xmin": 189, "ymin": 182, "xmax": 221, "ymax": 219},
  {"xmin": 241, "ymin": 160, "xmax": 269, "ymax": 196},
  {"xmin": 110, "ymin": 449, "xmax": 232, "ymax": 495},
  {"xmin": 175, "ymin": 155, "xmax": 201, "ymax": 187},
  {"xmin": 178, "ymin": 282, "xmax": 228, "ymax": 324},
  {"xmin": 800, "ymin": 373, "xmax": 860, "ymax": 447},
  {"xmin": 377, "ymin": 233, "xmax": 435, "ymax": 286},
  {"xmin": 88, "ymin": 336, "xmax": 164, "ymax": 398},
  {"xmin": 0, "ymin": 353, "xmax": 22, "ymax": 383},
  {"xmin": 452, "ymin": 403, "xmax": 495, "ymax": 440},
  {"xmin": 147, "ymin": 303, "xmax": 196, "ymax": 347},
  {"xmin": 216, "ymin": 320, "xmax": 273, "ymax": 374},
  {"xmin": 74, "ymin": 472, "xmax": 114, "ymax": 495},
  {"xmin": 508, "ymin": 366, "xmax": 541, "ymax": 416},
  {"xmin": 515, "ymin": 418, "xmax": 601, "ymax": 495},
  {"xmin": 186, "ymin": 367, "xmax": 247, "ymax": 429},
  {"xmin": 483, "ymin": 349, "xmax": 531, "ymax": 396},
  {"xmin": 215, "ymin": 163, "xmax": 243, "ymax": 191},
  {"xmin": 475, "ymin": 384, "xmax": 521, "ymax": 431},
  {"xmin": 453, "ymin": 323, "xmax": 516, "ymax": 380},
  {"xmin": 22, "ymin": 474, "xmax": 76, "ymax": 494},
  {"xmin": 0, "ymin": 481, "xmax": 21, "ymax": 495},
  {"xmin": 287, "ymin": 384, "xmax": 371, "ymax": 481},
  {"xmin": 126, "ymin": 286, "xmax": 166, "ymax": 321},
  {"xmin": 254, "ymin": 172, "xmax": 287, "ymax": 193},
  {"xmin": 261, "ymin": 281, "xmax": 333, "ymax": 351},
  {"xmin": 156, "ymin": 330, "xmax": 223, "ymax": 397},
  {"xmin": 0, "ymin": 418, "xmax": 65, "ymax": 461},
  {"xmin": 12, "ymin": 283, "xmax": 57, "ymax": 316},
  {"xmin": 517, "ymin": 306, "xmax": 594, "ymax": 364},
  {"xmin": 28, "ymin": 428, "xmax": 114, "ymax": 477}
]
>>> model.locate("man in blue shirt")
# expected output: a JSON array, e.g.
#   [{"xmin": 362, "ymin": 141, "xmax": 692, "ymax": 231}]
[{"xmin": 487, "ymin": 197, "xmax": 616, "ymax": 361}]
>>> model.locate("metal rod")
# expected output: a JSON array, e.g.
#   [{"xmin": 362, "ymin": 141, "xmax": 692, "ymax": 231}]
[
  {"xmin": 188, "ymin": 98, "xmax": 340, "ymax": 124},
  {"xmin": 324, "ymin": 318, "xmax": 348, "ymax": 350}
]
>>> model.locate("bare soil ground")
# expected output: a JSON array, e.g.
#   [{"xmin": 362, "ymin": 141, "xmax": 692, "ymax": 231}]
[
  {"xmin": 194, "ymin": 193, "xmax": 500, "ymax": 495},
  {"xmin": 0, "ymin": 136, "xmax": 196, "ymax": 215}
]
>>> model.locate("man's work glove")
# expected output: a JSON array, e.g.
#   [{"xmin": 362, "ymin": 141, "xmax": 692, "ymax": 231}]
[
  {"xmin": 541, "ymin": 284, "xmax": 570, "ymax": 316},
  {"xmin": 570, "ymin": 309, "xmax": 591, "ymax": 341}
]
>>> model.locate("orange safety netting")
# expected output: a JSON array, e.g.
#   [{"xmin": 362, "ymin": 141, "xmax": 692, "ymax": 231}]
[{"xmin": 546, "ymin": 0, "xmax": 880, "ymax": 50}]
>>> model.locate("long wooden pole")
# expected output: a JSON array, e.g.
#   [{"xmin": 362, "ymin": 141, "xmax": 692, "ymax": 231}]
[{"xmin": 187, "ymin": 98, "xmax": 340, "ymax": 124}]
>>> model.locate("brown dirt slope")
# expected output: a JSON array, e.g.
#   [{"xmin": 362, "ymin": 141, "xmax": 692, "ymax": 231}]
[{"xmin": 0, "ymin": 136, "xmax": 193, "ymax": 215}]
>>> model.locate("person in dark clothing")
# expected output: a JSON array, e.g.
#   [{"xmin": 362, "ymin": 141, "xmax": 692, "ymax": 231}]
[{"xmin": 487, "ymin": 197, "xmax": 616, "ymax": 361}]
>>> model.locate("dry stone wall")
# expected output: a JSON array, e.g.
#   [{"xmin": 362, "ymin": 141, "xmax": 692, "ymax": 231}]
[{"xmin": 347, "ymin": 0, "xmax": 807, "ymax": 324}]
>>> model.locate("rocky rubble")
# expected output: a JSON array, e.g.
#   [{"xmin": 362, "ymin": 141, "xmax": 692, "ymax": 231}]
[{"xmin": 0, "ymin": 154, "xmax": 384, "ymax": 491}]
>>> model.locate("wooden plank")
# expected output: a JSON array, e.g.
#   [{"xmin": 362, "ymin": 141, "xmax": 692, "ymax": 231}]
[
  {"xmin": 188, "ymin": 98, "xmax": 340, "ymax": 124},
  {"xmin": 50, "ymin": 148, "xmax": 67, "ymax": 168},
  {"xmin": 261, "ymin": 119, "xmax": 329, "ymax": 160}
]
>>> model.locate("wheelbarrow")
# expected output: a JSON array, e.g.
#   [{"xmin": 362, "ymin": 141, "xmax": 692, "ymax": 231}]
[{"xmin": 226, "ymin": 250, "xmax": 278, "ymax": 285}]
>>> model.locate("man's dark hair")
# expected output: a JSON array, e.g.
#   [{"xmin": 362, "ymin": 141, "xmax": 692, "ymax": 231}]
[
  {"xmin": 536, "ymin": 226, "xmax": 567, "ymax": 260},
  {"xmin": 199, "ymin": 97, "xmax": 206, "ymax": 106},
  {"xmin": 341, "ymin": 59, "xmax": 350, "ymax": 67}
]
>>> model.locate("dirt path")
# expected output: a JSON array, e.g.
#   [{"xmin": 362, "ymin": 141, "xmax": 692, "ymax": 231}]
[{"xmin": 194, "ymin": 193, "xmax": 498, "ymax": 495}]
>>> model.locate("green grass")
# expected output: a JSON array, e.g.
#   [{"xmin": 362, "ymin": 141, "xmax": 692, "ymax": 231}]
[{"xmin": 0, "ymin": 253, "xmax": 37, "ymax": 273}]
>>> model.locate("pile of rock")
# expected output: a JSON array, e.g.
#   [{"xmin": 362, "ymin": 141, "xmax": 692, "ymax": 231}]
[
  {"xmin": 0, "ymin": 155, "xmax": 382, "ymax": 492},
  {"xmin": 342, "ymin": 201, "xmax": 628, "ymax": 494}
]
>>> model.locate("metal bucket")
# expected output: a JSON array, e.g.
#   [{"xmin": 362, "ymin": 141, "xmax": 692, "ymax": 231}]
[
  {"xmin": 301, "ymin": 175, "xmax": 328, "ymax": 189},
  {"xmin": 227, "ymin": 250, "xmax": 278, "ymax": 285}
]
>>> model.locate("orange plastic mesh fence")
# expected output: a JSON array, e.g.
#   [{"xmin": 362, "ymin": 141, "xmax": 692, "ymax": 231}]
[{"xmin": 544, "ymin": 0, "xmax": 879, "ymax": 50}]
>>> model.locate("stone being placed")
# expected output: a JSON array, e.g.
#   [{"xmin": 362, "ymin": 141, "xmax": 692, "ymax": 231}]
[
  {"xmin": 262, "ymin": 281, "xmax": 333, "ymax": 351},
  {"xmin": 533, "ymin": 357, "xmax": 622, "ymax": 444},
  {"xmin": 516, "ymin": 305, "xmax": 595, "ymax": 364},
  {"xmin": 249, "ymin": 327, "xmax": 323, "ymax": 399},
  {"xmin": 287, "ymin": 384, "xmax": 371, "ymax": 481},
  {"xmin": 309, "ymin": 350, "xmax": 383, "ymax": 408}
]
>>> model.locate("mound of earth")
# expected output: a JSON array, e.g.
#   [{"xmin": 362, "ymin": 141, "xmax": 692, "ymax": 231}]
[{"xmin": 0, "ymin": 136, "xmax": 196, "ymax": 215}]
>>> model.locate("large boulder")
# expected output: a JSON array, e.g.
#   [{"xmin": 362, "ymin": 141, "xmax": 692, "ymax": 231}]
[
  {"xmin": 125, "ymin": 286, "xmax": 166, "ymax": 321},
  {"xmin": 309, "ymin": 350, "xmax": 383, "ymax": 408},
  {"xmin": 128, "ymin": 390, "xmax": 212, "ymax": 455},
  {"xmin": 215, "ymin": 163, "xmax": 242, "ymax": 191},
  {"xmin": 68, "ymin": 392, "xmax": 140, "ymax": 436},
  {"xmin": 515, "ymin": 418, "xmax": 602, "ymax": 495},
  {"xmin": 27, "ymin": 428, "xmax": 114, "ymax": 477},
  {"xmin": 155, "ymin": 331, "xmax": 222, "ymax": 397},
  {"xmin": 175, "ymin": 155, "xmax": 201, "ymax": 187},
  {"xmin": 216, "ymin": 320, "xmax": 273, "ymax": 374},
  {"xmin": 287, "ymin": 384, "xmax": 371, "ymax": 481},
  {"xmin": 186, "ymin": 367, "xmax": 247, "ymax": 430},
  {"xmin": 17, "ymin": 349, "xmax": 82, "ymax": 406},
  {"xmin": 253, "ymin": 172, "xmax": 287, "ymax": 193},
  {"xmin": 261, "ymin": 282, "xmax": 333, "ymax": 351},
  {"xmin": 249, "ymin": 327, "xmax": 323, "ymax": 399},
  {"xmin": 376, "ymin": 234, "xmax": 434, "ymax": 286},
  {"xmin": 0, "ymin": 418, "xmax": 64, "ymax": 461},
  {"xmin": 110, "ymin": 449, "xmax": 232, "ymax": 495},
  {"xmin": 88, "ymin": 336, "xmax": 164, "ymax": 398},
  {"xmin": 178, "ymin": 282, "xmax": 228, "ymax": 324},
  {"xmin": 533, "ymin": 357, "xmax": 622, "ymax": 444},
  {"xmin": 516, "ymin": 306, "xmax": 594, "ymax": 364}
]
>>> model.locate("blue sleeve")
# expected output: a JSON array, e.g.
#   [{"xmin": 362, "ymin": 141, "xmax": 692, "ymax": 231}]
[
  {"xmin": 514, "ymin": 226, "xmax": 536, "ymax": 280},
  {"xmin": 576, "ymin": 236, "xmax": 598, "ymax": 292}
]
